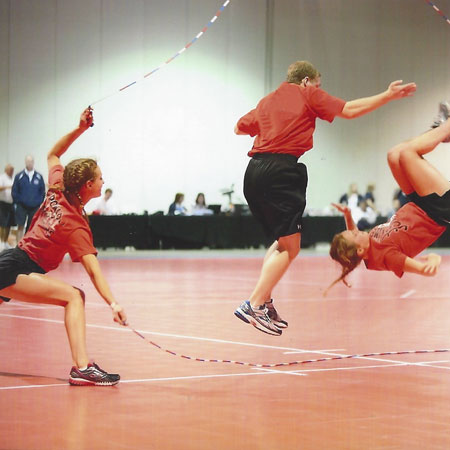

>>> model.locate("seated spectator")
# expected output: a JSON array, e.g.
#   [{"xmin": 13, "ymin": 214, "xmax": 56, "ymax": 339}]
[
  {"xmin": 388, "ymin": 188, "xmax": 410, "ymax": 219},
  {"xmin": 191, "ymin": 193, "xmax": 213, "ymax": 216},
  {"xmin": 352, "ymin": 198, "xmax": 377, "ymax": 230},
  {"xmin": 86, "ymin": 188, "xmax": 118, "ymax": 215},
  {"xmin": 168, "ymin": 193, "xmax": 188, "ymax": 216},
  {"xmin": 364, "ymin": 183, "xmax": 378, "ymax": 214},
  {"xmin": 339, "ymin": 183, "xmax": 363, "ymax": 214}
]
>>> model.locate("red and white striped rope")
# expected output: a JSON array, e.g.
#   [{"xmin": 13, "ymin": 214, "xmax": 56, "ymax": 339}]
[
  {"xmin": 91, "ymin": 0, "xmax": 231, "ymax": 105},
  {"xmin": 129, "ymin": 326, "xmax": 450, "ymax": 368},
  {"xmin": 424, "ymin": 0, "xmax": 450, "ymax": 25}
]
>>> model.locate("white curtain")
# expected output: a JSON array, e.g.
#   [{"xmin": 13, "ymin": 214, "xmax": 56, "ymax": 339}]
[{"xmin": 1, "ymin": 0, "xmax": 449, "ymax": 214}]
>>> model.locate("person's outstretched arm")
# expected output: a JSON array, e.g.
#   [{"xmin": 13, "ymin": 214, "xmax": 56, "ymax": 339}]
[
  {"xmin": 80, "ymin": 254, "xmax": 128, "ymax": 325},
  {"xmin": 47, "ymin": 107, "xmax": 94, "ymax": 170},
  {"xmin": 338, "ymin": 80, "xmax": 416, "ymax": 119},
  {"xmin": 403, "ymin": 254, "xmax": 441, "ymax": 276},
  {"xmin": 331, "ymin": 203, "xmax": 357, "ymax": 230}
]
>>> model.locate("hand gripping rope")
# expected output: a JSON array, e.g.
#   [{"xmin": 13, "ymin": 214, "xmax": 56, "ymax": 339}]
[
  {"xmin": 424, "ymin": 0, "xmax": 450, "ymax": 25},
  {"xmin": 91, "ymin": 0, "xmax": 231, "ymax": 106},
  {"xmin": 128, "ymin": 325, "xmax": 450, "ymax": 368}
]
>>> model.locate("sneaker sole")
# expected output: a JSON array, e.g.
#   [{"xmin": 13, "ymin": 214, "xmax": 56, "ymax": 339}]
[
  {"xmin": 272, "ymin": 320, "xmax": 288, "ymax": 329},
  {"xmin": 234, "ymin": 309, "xmax": 282, "ymax": 336},
  {"xmin": 69, "ymin": 377, "xmax": 119, "ymax": 386}
]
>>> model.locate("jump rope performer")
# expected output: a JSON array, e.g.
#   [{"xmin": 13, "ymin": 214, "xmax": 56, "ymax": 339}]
[
  {"xmin": 233, "ymin": 60, "xmax": 416, "ymax": 336},
  {"xmin": 329, "ymin": 102, "xmax": 450, "ymax": 291},
  {"xmin": 0, "ymin": 107, "xmax": 128, "ymax": 386}
]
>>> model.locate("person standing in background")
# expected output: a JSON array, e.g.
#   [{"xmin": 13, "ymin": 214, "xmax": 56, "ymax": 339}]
[
  {"xmin": 12, "ymin": 155, "xmax": 45, "ymax": 242},
  {"xmin": 0, "ymin": 164, "xmax": 14, "ymax": 250}
]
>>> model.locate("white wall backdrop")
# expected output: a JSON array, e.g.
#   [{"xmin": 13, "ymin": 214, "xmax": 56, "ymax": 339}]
[{"xmin": 1, "ymin": 0, "xmax": 449, "ymax": 215}]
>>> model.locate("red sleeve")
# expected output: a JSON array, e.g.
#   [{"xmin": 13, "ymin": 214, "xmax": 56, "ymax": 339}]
[
  {"xmin": 67, "ymin": 228, "xmax": 98, "ymax": 263},
  {"xmin": 48, "ymin": 165, "xmax": 64, "ymax": 187},
  {"xmin": 236, "ymin": 109, "xmax": 260, "ymax": 136},
  {"xmin": 383, "ymin": 250, "xmax": 407, "ymax": 278},
  {"xmin": 305, "ymin": 87, "xmax": 345, "ymax": 123}
]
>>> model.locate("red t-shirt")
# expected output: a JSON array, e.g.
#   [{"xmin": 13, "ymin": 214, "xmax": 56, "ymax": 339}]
[
  {"xmin": 364, "ymin": 202, "xmax": 445, "ymax": 278},
  {"xmin": 236, "ymin": 82, "xmax": 346, "ymax": 158},
  {"xmin": 19, "ymin": 165, "xmax": 97, "ymax": 272}
]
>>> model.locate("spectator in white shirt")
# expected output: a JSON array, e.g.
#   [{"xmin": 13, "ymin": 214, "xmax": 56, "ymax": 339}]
[
  {"xmin": 191, "ymin": 193, "xmax": 213, "ymax": 216},
  {"xmin": 353, "ymin": 198, "xmax": 377, "ymax": 230},
  {"xmin": 0, "ymin": 164, "xmax": 14, "ymax": 249},
  {"xmin": 86, "ymin": 188, "xmax": 118, "ymax": 215}
]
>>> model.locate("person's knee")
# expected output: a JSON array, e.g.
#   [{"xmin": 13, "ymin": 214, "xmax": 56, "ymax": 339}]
[
  {"xmin": 287, "ymin": 245, "xmax": 300, "ymax": 260},
  {"xmin": 387, "ymin": 144, "xmax": 404, "ymax": 168},
  {"xmin": 278, "ymin": 235, "xmax": 301, "ymax": 260},
  {"xmin": 74, "ymin": 287, "xmax": 86, "ymax": 304},
  {"xmin": 398, "ymin": 148, "xmax": 416, "ymax": 170},
  {"xmin": 66, "ymin": 286, "xmax": 86, "ymax": 307}
]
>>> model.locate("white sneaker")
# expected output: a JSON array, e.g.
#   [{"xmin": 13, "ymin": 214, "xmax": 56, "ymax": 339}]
[
  {"xmin": 431, "ymin": 101, "xmax": 450, "ymax": 142},
  {"xmin": 234, "ymin": 300, "xmax": 282, "ymax": 336}
]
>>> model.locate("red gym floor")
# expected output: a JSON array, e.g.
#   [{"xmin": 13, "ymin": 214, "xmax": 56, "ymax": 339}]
[{"xmin": 1, "ymin": 249, "xmax": 450, "ymax": 449}]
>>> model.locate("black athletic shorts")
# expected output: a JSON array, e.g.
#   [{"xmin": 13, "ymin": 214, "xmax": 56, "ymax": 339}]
[
  {"xmin": 0, "ymin": 247, "xmax": 46, "ymax": 301},
  {"xmin": 408, "ymin": 190, "xmax": 450, "ymax": 227},
  {"xmin": 0, "ymin": 201, "xmax": 15, "ymax": 227},
  {"xmin": 244, "ymin": 153, "xmax": 308, "ymax": 240}
]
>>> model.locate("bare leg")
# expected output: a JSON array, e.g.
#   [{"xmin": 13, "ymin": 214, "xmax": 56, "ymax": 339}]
[
  {"xmin": 249, "ymin": 233, "xmax": 300, "ymax": 307},
  {"xmin": 0, "ymin": 273, "xmax": 89, "ymax": 368},
  {"xmin": 259, "ymin": 240, "xmax": 279, "ymax": 303},
  {"xmin": 16, "ymin": 225, "xmax": 25, "ymax": 243},
  {"xmin": 387, "ymin": 118, "xmax": 450, "ymax": 196},
  {"xmin": 0, "ymin": 226, "xmax": 8, "ymax": 245}
]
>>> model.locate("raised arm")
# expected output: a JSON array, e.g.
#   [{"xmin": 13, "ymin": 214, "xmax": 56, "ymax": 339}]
[
  {"xmin": 331, "ymin": 203, "xmax": 357, "ymax": 230},
  {"xmin": 403, "ymin": 254, "xmax": 441, "ymax": 276},
  {"xmin": 47, "ymin": 107, "xmax": 94, "ymax": 170},
  {"xmin": 338, "ymin": 80, "xmax": 416, "ymax": 119}
]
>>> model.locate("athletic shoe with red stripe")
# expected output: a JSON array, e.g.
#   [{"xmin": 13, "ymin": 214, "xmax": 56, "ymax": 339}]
[{"xmin": 69, "ymin": 362, "xmax": 120, "ymax": 386}]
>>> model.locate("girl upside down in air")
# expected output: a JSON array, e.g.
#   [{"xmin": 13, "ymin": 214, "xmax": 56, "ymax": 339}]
[{"xmin": 329, "ymin": 103, "xmax": 450, "ymax": 289}]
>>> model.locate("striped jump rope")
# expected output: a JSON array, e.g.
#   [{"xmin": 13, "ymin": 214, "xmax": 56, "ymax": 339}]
[
  {"xmin": 91, "ymin": 0, "xmax": 231, "ymax": 106},
  {"xmin": 128, "ymin": 325, "xmax": 450, "ymax": 368}
]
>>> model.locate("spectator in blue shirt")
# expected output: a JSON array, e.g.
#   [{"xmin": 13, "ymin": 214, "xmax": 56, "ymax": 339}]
[{"xmin": 12, "ymin": 155, "xmax": 45, "ymax": 241}]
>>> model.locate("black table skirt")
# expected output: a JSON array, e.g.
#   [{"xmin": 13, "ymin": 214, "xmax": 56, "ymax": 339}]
[{"xmin": 89, "ymin": 214, "xmax": 450, "ymax": 250}]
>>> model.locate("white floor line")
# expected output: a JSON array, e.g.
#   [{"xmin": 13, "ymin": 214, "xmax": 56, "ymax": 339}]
[
  {"xmin": 400, "ymin": 289, "xmax": 416, "ymax": 299},
  {"xmin": 251, "ymin": 368, "xmax": 307, "ymax": 377},
  {"xmin": 284, "ymin": 349, "xmax": 346, "ymax": 354},
  {"xmin": 0, "ymin": 370, "xmax": 273, "ymax": 391},
  {"xmin": 0, "ymin": 383, "xmax": 68, "ymax": 390},
  {"xmin": 254, "ymin": 362, "xmax": 407, "ymax": 375},
  {"xmin": 0, "ymin": 312, "xmax": 349, "ymax": 353}
]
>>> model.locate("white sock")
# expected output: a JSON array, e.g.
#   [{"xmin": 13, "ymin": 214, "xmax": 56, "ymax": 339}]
[
  {"xmin": 251, "ymin": 304, "xmax": 265, "ymax": 311},
  {"xmin": 78, "ymin": 366, "xmax": 88, "ymax": 371}
]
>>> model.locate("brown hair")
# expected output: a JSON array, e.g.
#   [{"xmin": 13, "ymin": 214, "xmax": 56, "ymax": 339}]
[
  {"xmin": 47, "ymin": 158, "xmax": 98, "ymax": 220},
  {"xmin": 326, "ymin": 232, "xmax": 363, "ymax": 294},
  {"xmin": 286, "ymin": 61, "xmax": 321, "ymax": 85},
  {"xmin": 174, "ymin": 193, "xmax": 184, "ymax": 203},
  {"xmin": 63, "ymin": 158, "xmax": 98, "ymax": 194}
]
